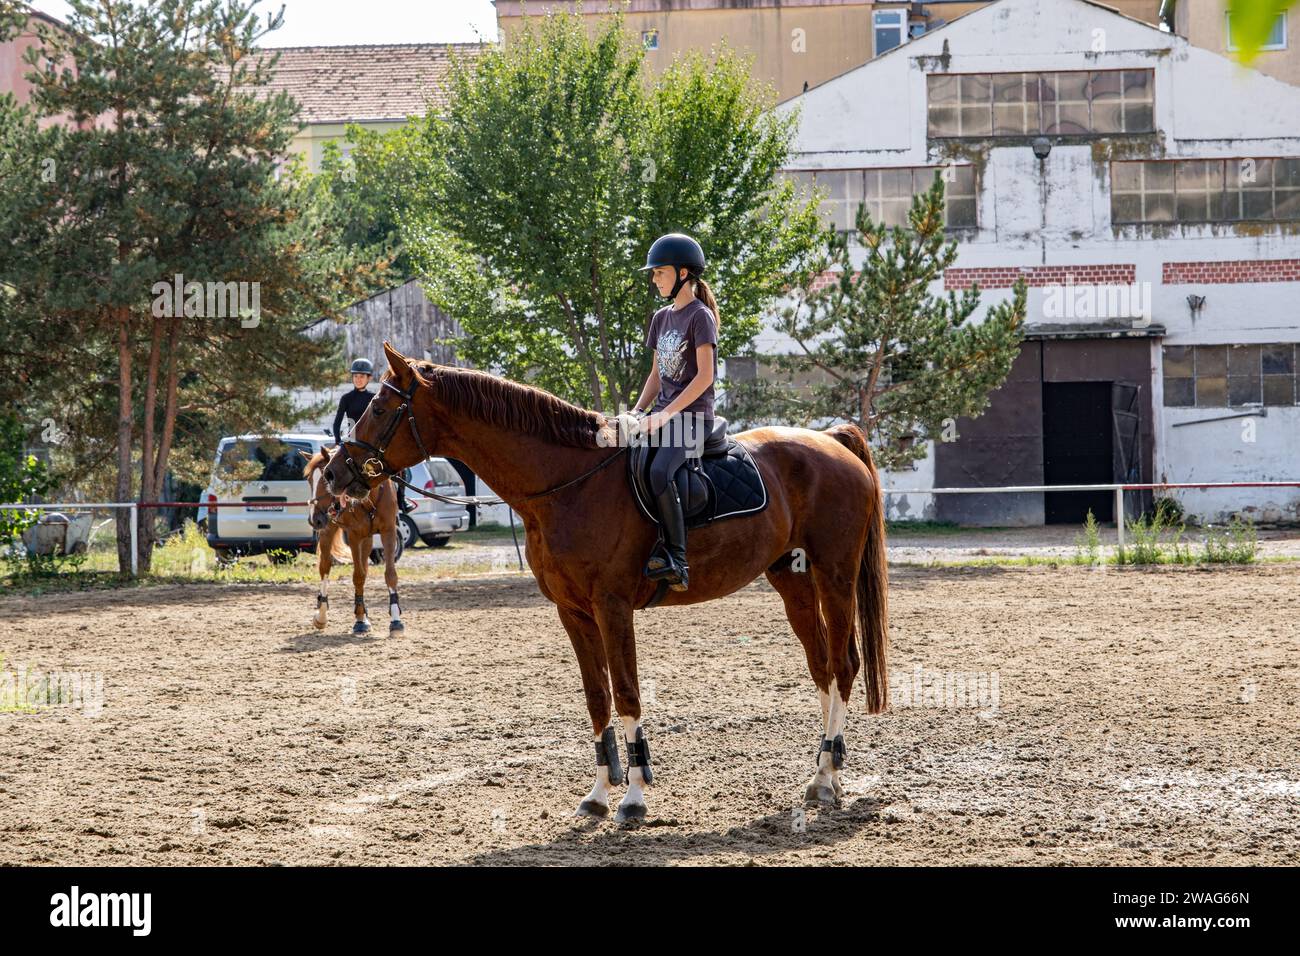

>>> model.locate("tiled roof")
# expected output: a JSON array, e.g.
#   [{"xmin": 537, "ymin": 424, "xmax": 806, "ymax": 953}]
[{"xmin": 253, "ymin": 43, "xmax": 490, "ymax": 124}]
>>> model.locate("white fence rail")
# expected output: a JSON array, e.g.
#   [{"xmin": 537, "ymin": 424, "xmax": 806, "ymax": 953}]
[
  {"xmin": 4, "ymin": 480, "xmax": 1299, "ymax": 576},
  {"xmin": 882, "ymin": 482, "xmax": 1300, "ymax": 548}
]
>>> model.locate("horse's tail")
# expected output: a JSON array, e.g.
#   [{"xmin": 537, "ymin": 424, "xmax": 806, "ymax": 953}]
[
  {"xmin": 331, "ymin": 531, "xmax": 350, "ymax": 561},
  {"xmin": 827, "ymin": 423, "xmax": 890, "ymax": 714}
]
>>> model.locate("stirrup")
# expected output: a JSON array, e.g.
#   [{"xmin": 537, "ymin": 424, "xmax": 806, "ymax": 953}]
[
  {"xmin": 645, "ymin": 546, "xmax": 686, "ymax": 583},
  {"xmin": 646, "ymin": 553, "xmax": 688, "ymax": 591}
]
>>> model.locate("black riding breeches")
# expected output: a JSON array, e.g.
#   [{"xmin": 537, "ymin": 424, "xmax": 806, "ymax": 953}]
[{"xmin": 648, "ymin": 413, "xmax": 712, "ymax": 497}]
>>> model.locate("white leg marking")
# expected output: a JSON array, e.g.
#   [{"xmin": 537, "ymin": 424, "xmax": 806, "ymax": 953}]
[
  {"xmin": 314, "ymin": 579, "xmax": 328, "ymax": 628},
  {"xmin": 577, "ymin": 729, "xmax": 614, "ymax": 816},
  {"xmin": 811, "ymin": 679, "xmax": 845, "ymax": 795}
]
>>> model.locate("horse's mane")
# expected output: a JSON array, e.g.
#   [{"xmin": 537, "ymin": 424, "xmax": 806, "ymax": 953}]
[{"xmin": 419, "ymin": 365, "xmax": 611, "ymax": 449}]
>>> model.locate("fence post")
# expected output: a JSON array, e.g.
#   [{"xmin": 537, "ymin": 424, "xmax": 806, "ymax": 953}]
[
  {"xmin": 1115, "ymin": 487, "xmax": 1125, "ymax": 550},
  {"xmin": 129, "ymin": 503, "xmax": 138, "ymax": 578}
]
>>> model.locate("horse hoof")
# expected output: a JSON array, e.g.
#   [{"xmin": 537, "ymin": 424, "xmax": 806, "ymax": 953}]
[
  {"xmin": 804, "ymin": 784, "xmax": 840, "ymax": 809},
  {"xmin": 832, "ymin": 776, "xmax": 844, "ymax": 799},
  {"xmin": 352, "ymin": 620, "xmax": 371, "ymax": 635},
  {"xmin": 312, "ymin": 618, "xmax": 326, "ymax": 631},
  {"xmin": 575, "ymin": 799, "xmax": 609, "ymax": 819},
  {"xmin": 389, "ymin": 621, "xmax": 405, "ymax": 636},
  {"xmin": 615, "ymin": 801, "xmax": 647, "ymax": 825}
]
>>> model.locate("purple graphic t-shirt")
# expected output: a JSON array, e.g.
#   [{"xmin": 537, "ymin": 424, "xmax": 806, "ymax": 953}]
[{"xmin": 644, "ymin": 298, "xmax": 718, "ymax": 418}]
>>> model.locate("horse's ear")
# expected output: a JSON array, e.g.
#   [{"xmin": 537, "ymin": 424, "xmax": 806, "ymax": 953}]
[{"xmin": 383, "ymin": 341, "xmax": 413, "ymax": 385}]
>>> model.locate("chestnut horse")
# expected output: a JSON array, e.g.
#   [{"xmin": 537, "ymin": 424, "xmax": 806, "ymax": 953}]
[
  {"xmin": 302, "ymin": 448, "xmax": 405, "ymax": 636},
  {"xmin": 325, "ymin": 342, "xmax": 888, "ymax": 822}
]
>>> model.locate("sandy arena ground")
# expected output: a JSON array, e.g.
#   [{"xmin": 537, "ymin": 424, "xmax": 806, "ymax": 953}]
[{"xmin": 1, "ymin": 562, "xmax": 1296, "ymax": 865}]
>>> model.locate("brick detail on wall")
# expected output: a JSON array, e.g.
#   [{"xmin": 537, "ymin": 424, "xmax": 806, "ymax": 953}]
[
  {"xmin": 942, "ymin": 264, "xmax": 1137, "ymax": 291},
  {"xmin": 1161, "ymin": 258, "xmax": 1300, "ymax": 285},
  {"xmin": 808, "ymin": 270, "xmax": 840, "ymax": 292}
]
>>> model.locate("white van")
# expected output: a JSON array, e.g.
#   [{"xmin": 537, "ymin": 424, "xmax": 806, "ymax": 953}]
[
  {"xmin": 203, "ymin": 433, "xmax": 328, "ymax": 563},
  {"xmin": 398, "ymin": 459, "xmax": 470, "ymax": 549}
]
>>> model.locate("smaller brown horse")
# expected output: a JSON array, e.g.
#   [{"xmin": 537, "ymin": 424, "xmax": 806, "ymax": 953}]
[{"xmin": 302, "ymin": 448, "xmax": 404, "ymax": 636}]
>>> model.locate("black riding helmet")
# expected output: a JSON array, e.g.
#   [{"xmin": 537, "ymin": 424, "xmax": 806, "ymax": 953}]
[
  {"xmin": 350, "ymin": 358, "xmax": 374, "ymax": 376},
  {"xmin": 640, "ymin": 233, "xmax": 706, "ymax": 300}
]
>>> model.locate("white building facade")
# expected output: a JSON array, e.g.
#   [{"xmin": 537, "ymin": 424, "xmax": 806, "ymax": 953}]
[{"xmin": 772, "ymin": 0, "xmax": 1300, "ymax": 525}]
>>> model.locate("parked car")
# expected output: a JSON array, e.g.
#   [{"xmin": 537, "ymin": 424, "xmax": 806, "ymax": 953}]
[
  {"xmin": 399, "ymin": 458, "xmax": 469, "ymax": 549},
  {"xmin": 203, "ymin": 433, "xmax": 328, "ymax": 563}
]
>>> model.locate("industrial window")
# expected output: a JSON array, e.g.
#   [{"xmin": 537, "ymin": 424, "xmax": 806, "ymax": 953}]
[
  {"xmin": 1112, "ymin": 158, "xmax": 1300, "ymax": 224},
  {"xmin": 874, "ymin": 10, "xmax": 905, "ymax": 56},
  {"xmin": 1226, "ymin": 11, "xmax": 1287, "ymax": 51},
  {"xmin": 1163, "ymin": 344, "xmax": 1298, "ymax": 407},
  {"xmin": 927, "ymin": 70, "xmax": 1153, "ymax": 138},
  {"xmin": 783, "ymin": 165, "xmax": 977, "ymax": 233}
]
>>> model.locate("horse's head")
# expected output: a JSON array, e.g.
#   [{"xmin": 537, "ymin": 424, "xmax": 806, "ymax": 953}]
[
  {"xmin": 301, "ymin": 448, "xmax": 340, "ymax": 531},
  {"xmin": 324, "ymin": 341, "xmax": 439, "ymax": 498}
]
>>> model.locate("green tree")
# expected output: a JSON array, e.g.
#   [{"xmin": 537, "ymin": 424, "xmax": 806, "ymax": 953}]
[
  {"xmin": 0, "ymin": 0, "xmax": 390, "ymax": 573},
  {"xmin": 398, "ymin": 10, "xmax": 823, "ymax": 410},
  {"xmin": 728, "ymin": 175, "xmax": 1027, "ymax": 472},
  {"xmin": 315, "ymin": 123, "xmax": 433, "ymax": 279},
  {"xmin": 0, "ymin": 416, "xmax": 54, "ymax": 547}
]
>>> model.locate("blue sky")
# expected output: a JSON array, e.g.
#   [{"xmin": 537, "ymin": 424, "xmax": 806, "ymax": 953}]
[{"xmin": 29, "ymin": 1, "xmax": 500, "ymax": 45}]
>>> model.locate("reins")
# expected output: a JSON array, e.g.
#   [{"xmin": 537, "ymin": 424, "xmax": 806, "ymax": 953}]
[
  {"xmin": 334, "ymin": 372, "xmax": 629, "ymax": 573},
  {"xmin": 391, "ymin": 445, "xmax": 628, "ymax": 508},
  {"xmin": 339, "ymin": 375, "xmax": 629, "ymax": 509}
]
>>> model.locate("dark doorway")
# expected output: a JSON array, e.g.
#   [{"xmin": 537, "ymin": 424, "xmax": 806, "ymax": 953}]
[{"xmin": 1043, "ymin": 382, "xmax": 1113, "ymax": 523}]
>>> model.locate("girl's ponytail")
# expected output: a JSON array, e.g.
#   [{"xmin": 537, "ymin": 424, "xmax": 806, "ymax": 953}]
[{"xmin": 694, "ymin": 276, "xmax": 721, "ymax": 332}]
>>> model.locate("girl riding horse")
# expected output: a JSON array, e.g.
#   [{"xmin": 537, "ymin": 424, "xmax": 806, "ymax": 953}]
[{"xmin": 628, "ymin": 233, "xmax": 719, "ymax": 592}]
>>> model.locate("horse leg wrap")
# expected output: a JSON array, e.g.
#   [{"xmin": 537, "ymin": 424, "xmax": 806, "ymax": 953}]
[
  {"xmin": 317, "ymin": 594, "xmax": 328, "ymax": 607},
  {"xmin": 389, "ymin": 591, "xmax": 400, "ymax": 615},
  {"xmin": 626, "ymin": 726, "xmax": 653, "ymax": 786},
  {"xmin": 595, "ymin": 726, "xmax": 623, "ymax": 786},
  {"xmin": 354, "ymin": 594, "xmax": 366, "ymax": 617},
  {"xmin": 818, "ymin": 734, "xmax": 846, "ymax": 770}
]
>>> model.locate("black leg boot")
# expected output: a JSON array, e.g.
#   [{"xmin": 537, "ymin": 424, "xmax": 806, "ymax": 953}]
[
  {"xmin": 645, "ymin": 482, "xmax": 689, "ymax": 591},
  {"xmin": 395, "ymin": 480, "xmax": 415, "ymax": 514}
]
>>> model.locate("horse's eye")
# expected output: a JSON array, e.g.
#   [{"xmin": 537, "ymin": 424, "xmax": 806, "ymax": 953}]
[{"xmin": 373, "ymin": 405, "xmax": 385, "ymax": 416}]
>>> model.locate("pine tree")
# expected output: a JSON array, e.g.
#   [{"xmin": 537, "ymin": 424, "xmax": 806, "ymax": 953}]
[
  {"xmin": 728, "ymin": 174, "xmax": 1027, "ymax": 471},
  {"xmin": 0, "ymin": 1, "xmax": 390, "ymax": 573}
]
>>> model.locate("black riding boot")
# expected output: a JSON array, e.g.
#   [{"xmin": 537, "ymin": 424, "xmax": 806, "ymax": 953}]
[
  {"xmin": 394, "ymin": 480, "xmax": 415, "ymax": 514},
  {"xmin": 645, "ymin": 483, "xmax": 689, "ymax": 591}
]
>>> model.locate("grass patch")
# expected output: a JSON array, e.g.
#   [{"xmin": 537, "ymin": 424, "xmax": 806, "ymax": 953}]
[
  {"xmin": 452, "ymin": 521, "xmax": 520, "ymax": 541},
  {"xmin": 1201, "ymin": 517, "xmax": 1259, "ymax": 564},
  {"xmin": 1116, "ymin": 510, "xmax": 1195, "ymax": 566},
  {"xmin": 1072, "ymin": 509, "xmax": 1103, "ymax": 565}
]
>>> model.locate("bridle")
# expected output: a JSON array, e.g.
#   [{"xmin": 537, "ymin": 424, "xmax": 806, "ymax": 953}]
[
  {"xmin": 336, "ymin": 377, "xmax": 434, "ymax": 489},
  {"xmin": 332, "ymin": 372, "xmax": 629, "ymax": 507},
  {"xmin": 309, "ymin": 471, "xmax": 373, "ymax": 527}
]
